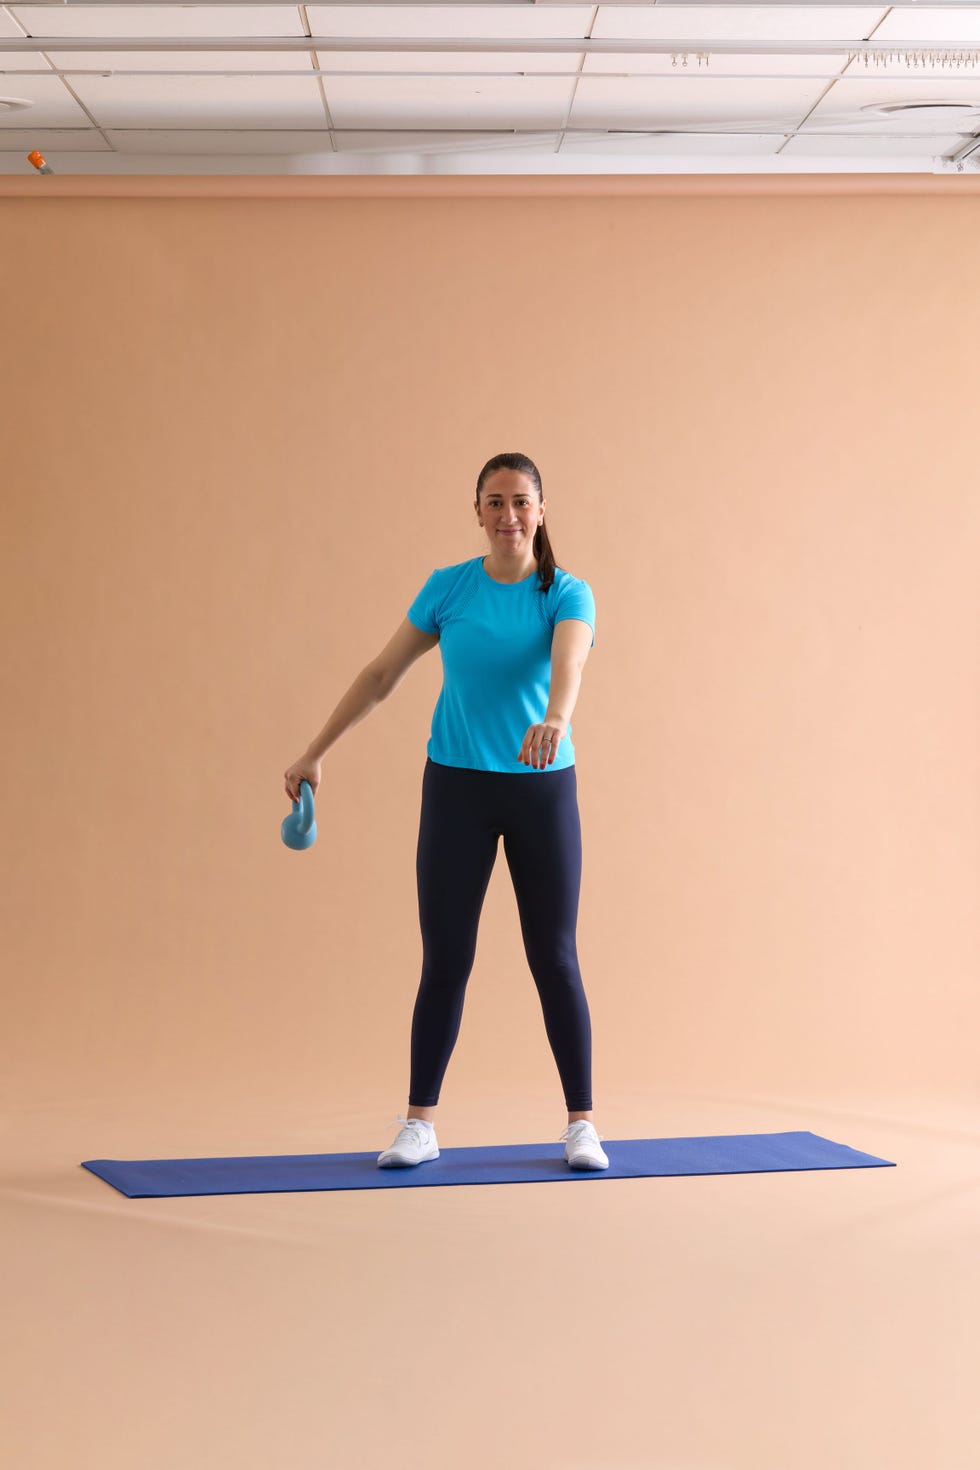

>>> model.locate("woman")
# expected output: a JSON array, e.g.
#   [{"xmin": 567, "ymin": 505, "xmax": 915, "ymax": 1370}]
[{"xmin": 284, "ymin": 452, "xmax": 608, "ymax": 1171}]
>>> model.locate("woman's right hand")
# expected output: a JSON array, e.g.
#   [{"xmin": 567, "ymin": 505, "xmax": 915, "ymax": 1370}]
[{"xmin": 284, "ymin": 752, "xmax": 322, "ymax": 804}]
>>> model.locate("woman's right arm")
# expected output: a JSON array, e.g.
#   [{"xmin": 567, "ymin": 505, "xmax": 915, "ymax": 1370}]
[
  {"xmin": 284, "ymin": 667, "xmax": 387, "ymax": 801},
  {"xmin": 284, "ymin": 617, "xmax": 438, "ymax": 801}
]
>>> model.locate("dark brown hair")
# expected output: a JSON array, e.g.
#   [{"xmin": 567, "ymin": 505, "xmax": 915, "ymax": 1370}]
[{"xmin": 475, "ymin": 452, "xmax": 556, "ymax": 594}]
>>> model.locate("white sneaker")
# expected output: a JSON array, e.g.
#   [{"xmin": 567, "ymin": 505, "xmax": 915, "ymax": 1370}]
[
  {"xmin": 377, "ymin": 1113, "xmax": 440, "ymax": 1168},
  {"xmin": 560, "ymin": 1119, "xmax": 609, "ymax": 1170}
]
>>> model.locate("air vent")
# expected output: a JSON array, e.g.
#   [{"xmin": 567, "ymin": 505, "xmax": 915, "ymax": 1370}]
[{"xmin": 860, "ymin": 101, "xmax": 980, "ymax": 126}]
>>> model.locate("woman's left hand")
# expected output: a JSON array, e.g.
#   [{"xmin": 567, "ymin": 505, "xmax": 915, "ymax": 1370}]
[{"xmin": 518, "ymin": 718, "xmax": 568, "ymax": 769}]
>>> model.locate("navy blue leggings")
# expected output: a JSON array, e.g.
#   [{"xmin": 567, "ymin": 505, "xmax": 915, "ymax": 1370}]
[{"xmin": 409, "ymin": 756, "xmax": 593, "ymax": 1110}]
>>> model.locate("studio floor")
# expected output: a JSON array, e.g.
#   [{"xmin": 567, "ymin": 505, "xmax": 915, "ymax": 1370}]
[{"xmin": 4, "ymin": 1086, "xmax": 979, "ymax": 1470}]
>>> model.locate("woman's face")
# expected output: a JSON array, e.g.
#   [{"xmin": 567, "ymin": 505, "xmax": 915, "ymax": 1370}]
[{"xmin": 476, "ymin": 471, "xmax": 544, "ymax": 553}]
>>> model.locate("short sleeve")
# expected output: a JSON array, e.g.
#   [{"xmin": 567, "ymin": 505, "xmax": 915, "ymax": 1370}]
[
  {"xmin": 407, "ymin": 569, "xmax": 441, "ymax": 635},
  {"xmin": 553, "ymin": 576, "xmax": 596, "ymax": 648}
]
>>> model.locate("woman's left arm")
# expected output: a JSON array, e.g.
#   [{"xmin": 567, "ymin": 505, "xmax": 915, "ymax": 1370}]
[
  {"xmin": 518, "ymin": 619, "xmax": 593, "ymax": 767},
  {"xmin": 546, "ymin": 618, "xmax": 593, "ymax": 723}
]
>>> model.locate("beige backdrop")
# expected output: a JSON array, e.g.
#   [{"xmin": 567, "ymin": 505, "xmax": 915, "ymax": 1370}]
[{"xmin": 3, "ymin": 178, "xmax": 979, "ymax": 1470}]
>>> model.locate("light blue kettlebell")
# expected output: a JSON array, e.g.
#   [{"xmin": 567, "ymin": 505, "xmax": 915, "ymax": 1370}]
[{"xmin": 281, "ymin": 779, "xmax": 317, "ymax": 850}]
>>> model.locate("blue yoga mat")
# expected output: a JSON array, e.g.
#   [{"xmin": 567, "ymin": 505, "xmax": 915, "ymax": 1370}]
[{"xmin": 81, "ymin": 1130, "xmax": 895, "ymax": 1198}]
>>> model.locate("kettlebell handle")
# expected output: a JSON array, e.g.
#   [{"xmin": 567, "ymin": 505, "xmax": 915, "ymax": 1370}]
[{"xmin": 281, "ymin": 779, "xmax": 317, "ymax": 850}]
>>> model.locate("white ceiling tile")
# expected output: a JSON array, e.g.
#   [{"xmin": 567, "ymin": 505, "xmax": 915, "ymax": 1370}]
[
  {"xmin": 583, "ymin": 51, "xmax": 847, "ymax": 79},
  {"xmin": 0, "ymin": 126, "xmax": 109, "ymax": 151},
  {"xmin": 7, "ymin": 6, "xmax": 309, "ymax": 38},
  {"xmin": 312, "ymin": 49, "xmax": 574, "ymax": 76},
  {"xmin": 559, "ymin": 130, "xmax": 781, "ymax": 155},
  {"xmin": 319, "ymin": 73, "xmax": 576, "ymax": 130},
  {"xmin": 569, "ymin": 74, "xmax": 830, "ymax": 130},
  {"xmin": 874, "ymin": 7, "xmax": 980, "ymax": 43},
  {"xmin": 107, "ymin": 127, "xmax": 336, "ymax": 153},
  {"xmin": 327, "ymin": 127, "xmax": 548, "ymax": 153},
  {"xmin": 0, "ymin": 74, "xmax": 89, "ymax": 125},
  {"xmin": 0, "ymin": 50, "xmax": 52, "ymax": 73},
  {"xmin": 593, "ymin": 6, "xmax": 887, "ymax": 41},
  {"xmin": 807, "ymin": 72, "xmax": 980, "ymax": 126},
  {"xmin": 68, "ymin": 71, "xmax": 326, "ymax": 128},
  {"xmin": 50, "ymin": 48, "xmax": 318, "ymax": 74},
  {"xmin": 0, "ymin": 7, "xmax": 53, "ymax": 70},
  {"xmin": 305, "ymin": 5, "xmax": 594, "ymax": 40},
  {"xmin": 106, "ymin": 127, "xmax": 557, "ymax": 155},
  {"xmin": 783, "ymin": 130, "xmax": 964, "ymax": 154}
]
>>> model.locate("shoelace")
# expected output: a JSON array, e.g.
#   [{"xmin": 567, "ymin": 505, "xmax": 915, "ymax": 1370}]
[
  {"xmin": 393, "ymin": 1113, "xmax": 434, "ymax": 1134},
  {"xmin": 390, "ymin": 1115, "xmax": 605, "ymax": 1144},
  {"xmin": 559, "ymin": 1121, "xmax": 606, "ymax": 1143}
]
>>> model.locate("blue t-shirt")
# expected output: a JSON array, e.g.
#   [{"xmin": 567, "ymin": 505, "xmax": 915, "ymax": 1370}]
[{"xmin": 406, "ymin": 555, "xmax": 596, "ymax": 773}]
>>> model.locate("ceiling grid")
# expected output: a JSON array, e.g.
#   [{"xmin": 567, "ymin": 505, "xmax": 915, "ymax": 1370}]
[{"xmin": 1, "ymin": 1, "xmax": 979, "ymax": 174}]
